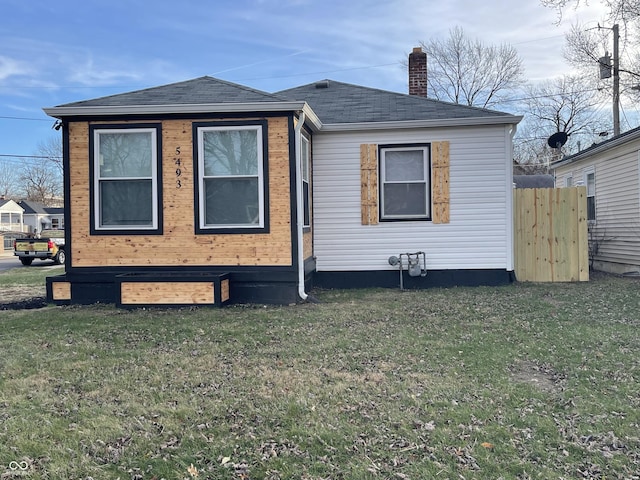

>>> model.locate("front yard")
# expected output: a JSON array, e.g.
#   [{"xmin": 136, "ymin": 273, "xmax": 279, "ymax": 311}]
[{"xmin": 0, "ymin": 269, "xmax": 638, "ymax": 479}]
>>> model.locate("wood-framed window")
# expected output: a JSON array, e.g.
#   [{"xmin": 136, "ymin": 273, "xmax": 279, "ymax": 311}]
[
  {"xmin": 585, "ymin": 168, "xmax": 596, "ymax": 222},
  {"xmin": 90, "ymin": 124, "xmax": 162, "ymax": 234},
  {"xmin": 301, "ymin": 134, "xmax": 311, "ymax": 228},
  {"xmin": 194, "ymin": 121, "xmax": 269, "ymax": 233},
  {"xmin": 379, "ymin": 144, "xmax": 430, "ymax": 221}
]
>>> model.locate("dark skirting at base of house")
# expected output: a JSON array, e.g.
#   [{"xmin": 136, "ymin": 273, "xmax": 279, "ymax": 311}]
[
  {"xmin": 47, "ymin": 268, "xmax": 514, "ymax": 307},
  {"xmin": 312, "ymin": 269, "xmax": 516, "ymax": 290}
]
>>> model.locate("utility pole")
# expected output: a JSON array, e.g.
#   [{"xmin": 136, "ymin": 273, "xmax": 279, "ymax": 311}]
[{"xmin": 613, "ymin": 23, "xmax": 620, "ymax": 136}]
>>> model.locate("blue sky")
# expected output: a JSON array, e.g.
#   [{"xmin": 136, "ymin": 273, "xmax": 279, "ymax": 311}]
[{"xmin": 1, "ymin": 0, "xmax": 607, "ymax": 158}]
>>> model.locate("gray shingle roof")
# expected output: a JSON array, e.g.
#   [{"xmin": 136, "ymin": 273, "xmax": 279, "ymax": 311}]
[
  {"xmin": 18, "ymin": 200, "xmax": 62, "ymax": 215},
  {"xmin": 275, "ymin": 79, "xmax": 512, "ymax": 124},
  {"xmin": 58, "ymin": 76, "xmax": 285, "ymax": 107},
  {"xmin": 49, "ymin": 76, "xmax": 519, "ymax": 127},
  {"xmin": 18, "ymin": 200, "xmax": 49, "ymax": 214},
  {"xmin": 513, "ymin": 175, "xmax": 555, "ymax": 189}
]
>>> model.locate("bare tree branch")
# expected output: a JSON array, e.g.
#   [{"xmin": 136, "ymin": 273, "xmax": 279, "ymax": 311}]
[{"xmin": 419, "ymin": 26, "xmax": 526, "ymax": 109}]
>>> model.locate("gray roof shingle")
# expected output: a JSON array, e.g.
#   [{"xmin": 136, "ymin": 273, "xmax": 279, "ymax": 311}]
[
  {"xmin": 59, "ymin": 76, "xmax": 285, "ymax": 107},
  {"xmin": 275, "ymin": 79, "xmax": 512, "ymax": 124},
  {"xmin": 50, "ymin": 76, "xmax": 518, "ymax": 126}
]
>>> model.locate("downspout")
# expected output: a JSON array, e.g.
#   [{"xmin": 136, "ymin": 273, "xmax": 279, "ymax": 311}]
[
  {"xmin": 294, "ymin": 111, "xmax": 308, "ymax": 301},
  {"xmin": 508, "ymin": 123, "xmax": 518, "ymax": 274}
]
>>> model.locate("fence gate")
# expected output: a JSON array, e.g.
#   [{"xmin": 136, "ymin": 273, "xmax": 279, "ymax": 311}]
[{"xmin": 514, "ymin": 187, "xmax": 589, "ymax": 282}]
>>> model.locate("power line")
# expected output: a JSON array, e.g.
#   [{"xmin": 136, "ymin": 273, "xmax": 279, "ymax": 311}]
[
  {"xmin": 0, "ymin": 154, "xmax": 62, "ymax": 160},
  {"xmin": 0, "ymin": 115, "xmax": 51, "ymax": 122}
]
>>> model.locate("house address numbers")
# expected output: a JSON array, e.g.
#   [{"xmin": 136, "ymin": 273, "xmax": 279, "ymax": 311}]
[{"xmin": 174, "ymin": 146, "xmax": 183, "ymax": 189}]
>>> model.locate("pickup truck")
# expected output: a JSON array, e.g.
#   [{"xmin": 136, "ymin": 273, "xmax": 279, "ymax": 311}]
[{"xmin": 13, "ymin": 229, "xmax": 66, "ymax": 266}]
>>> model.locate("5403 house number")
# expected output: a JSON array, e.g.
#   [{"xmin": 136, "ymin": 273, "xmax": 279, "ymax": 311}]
[{"xmin": 174, "ymin": 146, "xmax": 183, "ymax": 188}]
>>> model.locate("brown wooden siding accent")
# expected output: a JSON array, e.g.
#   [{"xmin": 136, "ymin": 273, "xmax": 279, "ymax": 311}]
[
  {"xmin": 303, "ymin": 231, "xmax": 313, "ymax": 259},
  {"xmin": 68, "ymin": 117, "xmax": 293, "ymax": 267},
  {"xmin": 432, "ymin": 141, "xmax": 450, "ymax": 224},
  {"xmin": 221, "ymin": 278, "xmax": 230, "ymax": 302},
  {"xmin": 360, "ymin": 142, "xmax": 449, "ymax": 225},
  {"xmin": 121, "ymin": 281, "xmax": 215, "ymax": 304},
  {"xmin": 360, "ymin": 144, "xmax": 378, "ymax": 225},
  {"xmin": 52, "ymin": 282, "xmax": 71, "ymax": 300}
]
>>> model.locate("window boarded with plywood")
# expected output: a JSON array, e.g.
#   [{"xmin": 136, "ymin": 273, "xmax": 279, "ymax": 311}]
[{"xmin": 360, "ymin": 141, "xmax": 449, "ymax": 225}]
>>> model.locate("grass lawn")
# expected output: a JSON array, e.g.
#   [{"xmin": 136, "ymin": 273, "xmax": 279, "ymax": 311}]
[{"xmin": 0, "ymin": 269, "xmax": 638, "ymax": 479}]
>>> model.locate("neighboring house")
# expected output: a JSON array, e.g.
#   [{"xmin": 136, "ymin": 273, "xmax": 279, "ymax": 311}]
[
  {"xmin": 551, "ymin": 127, "xmax": 640, "ymax": 275},
  {"xmin": 18, "ymin": 200, "xmax": 65, "ymax": 234},
  {"xmin": 43, "ymin": 48, "xmax": 522, "ymax": 306},
  {"xmin": 513, "ymin": 174, "xmax": 555, "ymax": 189},
  {"xmin": 0, "ymin": 198, "xmax": 25, "ymax": 233}
]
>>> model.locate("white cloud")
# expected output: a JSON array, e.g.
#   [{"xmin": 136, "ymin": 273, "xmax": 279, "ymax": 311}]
[{"xmin": 0, "ymin": 55, "xmax": 31, "ymax": 81}]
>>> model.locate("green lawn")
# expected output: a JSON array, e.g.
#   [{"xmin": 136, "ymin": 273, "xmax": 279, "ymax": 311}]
[{"xmin": 0, "ymin": 271, "xmax": 638, "ymax": 479}]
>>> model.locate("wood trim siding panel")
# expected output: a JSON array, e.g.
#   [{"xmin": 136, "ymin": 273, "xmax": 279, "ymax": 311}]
[
  {"xmin": 432, "ymin": 141, "xmax": 450, "ymax": 224},
  {"xmin": 360, "ymin": 144, "xmax": 379, "ymax": 225},
  {"xmin": 67, "ymin": 117, "xmax": 294, "ymax": 268}
]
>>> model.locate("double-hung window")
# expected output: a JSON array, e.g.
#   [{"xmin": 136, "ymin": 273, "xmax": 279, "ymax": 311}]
[
  {"xmin": 91, "ymin": 125, "xmax": 161, "ymax": 233},
  {"xmin": 380, "ymin": 144, "xmax": 430, "ymax": 220},
  {"xmin": 585, "ymin": 169, "xmax": 596, "ymax": 221},
  {"xmin": 195, "ymin": 121, "xmax": 268, "ymax": 232},
  {"xmin": 301, "ymin": 134, "xmax": 311, "ymax": 228}
]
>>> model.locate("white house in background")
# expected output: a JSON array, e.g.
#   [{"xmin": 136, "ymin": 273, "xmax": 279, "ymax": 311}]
[
  {"xmin": 0, "ymin": 199, "xmax": 25, "ymax": 232},
  {"xmin": 18, "ymin": 200, "xmax": 65, "ymax": 235},
  {"xmin": 550, "ymin": 126, "xmax": 640, "ymax": 275}
]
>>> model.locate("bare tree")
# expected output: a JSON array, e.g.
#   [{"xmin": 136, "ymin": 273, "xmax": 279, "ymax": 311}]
[
  {"xmin": 419, "ymin": 26, "xmax": 526, "ymax": 108},
  {"xmin": 513, "ymin": 75, "xmax": 610, "ymax": 169},
  {"xmin": 20, "ymin": 158, "xmax": 62, "ymax": 204},
  {"xmin": 35, "ymin": 136, "xmax": 63, "ymax": 175},
  {"xmin": 0, "ymin": 159, "xmax": 21, "ymax": 199},
  {"xmin": 541, "ymin": 0, "xmax": 640, "ymax": 24}
]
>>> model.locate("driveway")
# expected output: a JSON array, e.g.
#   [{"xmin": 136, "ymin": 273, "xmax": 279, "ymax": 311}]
[{"xmin": 0, "ymin": 254, "xmax": 58, "ymax": 273}]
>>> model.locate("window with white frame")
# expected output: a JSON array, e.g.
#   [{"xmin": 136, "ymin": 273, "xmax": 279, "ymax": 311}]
[
  {"xmin": 380, "ymin": 145, "xmax": 430, "ymax": 220},
  {"xmin": 565, "ymin": 175, "xmax": 573, "ymax": 187},
  {"xmin": 196, "ymin": 122, "xmax": 266, "ymax": 231},
  {"xmin": 585, "ymin": 169, "xmax": 596, "ymax": 221},
  {"xmin": 92, "ymin": 126, "xmax": 160, "ymax": 232},
  {"xmin": 301, "ymin": 134, "xmax": 311, "ymax": 228}
]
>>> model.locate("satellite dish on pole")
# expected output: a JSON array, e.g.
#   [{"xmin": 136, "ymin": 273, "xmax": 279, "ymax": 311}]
[{"xmin": 547, "ymin": 131, "xmax": 568, "ymax": 149}]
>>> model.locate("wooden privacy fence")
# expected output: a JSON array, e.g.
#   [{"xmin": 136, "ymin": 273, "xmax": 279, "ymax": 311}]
[{"xmin": 514, "ymin": 187, "xmax": 589, "ymax": 282}]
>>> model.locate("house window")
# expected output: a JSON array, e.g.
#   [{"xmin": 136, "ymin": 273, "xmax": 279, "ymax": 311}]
[
  {"xmin": 586, "ymin": 169, "xmax": 596, "ymax": 221},
  {"xmin": 301, "ymin": 134, "xmax": 311, "ymax": 228},
  {"xmin": 195, "ymin": 121, "xmax": 268, "ymax": 232},
  {"xmin": 565, "ymin": 175, "xmax": 573, "ymax": 187},
  {"xmin": 51, "ymin": 218, "xmax": 60, "ymax": 229},
  {"xmin": 379, "ymin": 144, "xmax": 430, "ymax": 220},
  {"xmin": 91, "ymin": 125, "xmax": 162, "ymax": 233}
]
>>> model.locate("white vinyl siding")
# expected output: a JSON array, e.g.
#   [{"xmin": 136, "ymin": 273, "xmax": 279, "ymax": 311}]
[
  {"xmin": 312, "ymin": 125, "xmax": 513, "ymax": 272},
  {"xmin": 552, "ymin": 143, "xmax": 640, "ymax": 273}
]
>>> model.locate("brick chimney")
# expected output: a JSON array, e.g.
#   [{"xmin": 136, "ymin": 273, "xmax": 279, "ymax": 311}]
[{"xmin": 408, "ymin": 46, "xmax": 427, "ymax": 97}]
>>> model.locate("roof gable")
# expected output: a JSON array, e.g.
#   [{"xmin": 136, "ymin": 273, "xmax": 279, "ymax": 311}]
[{"xmin": 0, "ymin": 199, "xmax": 24, "ymax": 212}]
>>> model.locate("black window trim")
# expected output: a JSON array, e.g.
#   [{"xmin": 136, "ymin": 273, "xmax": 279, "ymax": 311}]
[
  {"xmin": 378, "ymin": 142, "xmax": 432, "ymax": 222},
  {"xmin": 192, "ymin": 119, "xmax": 270, "ymax": 235},
  {"xmin": 89, "ymin": 123, "xmax": 164, "ymax": 236}
]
